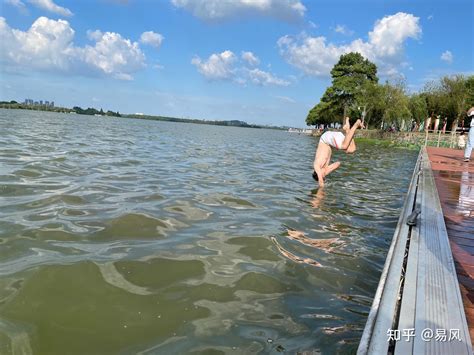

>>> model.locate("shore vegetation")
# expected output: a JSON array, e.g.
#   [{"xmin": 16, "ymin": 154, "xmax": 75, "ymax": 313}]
[{"xmin": 306, "ymin": 52, "xmax": 474, "ymax": 130}]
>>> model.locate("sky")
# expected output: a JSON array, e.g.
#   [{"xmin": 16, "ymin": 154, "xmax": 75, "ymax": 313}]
[{"xmin": 0, "ymin": 0, "xmax": 473, "ymax": 127}]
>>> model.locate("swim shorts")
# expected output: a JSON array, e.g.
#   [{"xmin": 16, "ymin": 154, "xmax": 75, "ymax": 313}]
[{"xmin": 320, "ymin": 131, "xmax": 345, "ymax": 149}]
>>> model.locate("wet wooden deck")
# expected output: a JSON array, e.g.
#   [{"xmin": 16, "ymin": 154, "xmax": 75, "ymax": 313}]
[{"xmin": 426, "ymin": 146, "xmax": 474, "ymax": 343}]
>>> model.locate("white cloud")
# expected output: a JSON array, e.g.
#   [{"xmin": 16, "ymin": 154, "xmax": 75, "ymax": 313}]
[
  {"xmin": 192, "ymin": 49, "xmax": 288, "ymax": 86},
  {"xmin": 278, "ymin": 12, "xmax": 421, "ymax": 77},
  {"xmin": 171, "ymin": 0, "xmax": 305, "ymax": 22},
  {"xmin": 87, "ymin": 29, "xmax": 103, "ymax": 41},
  {"xmin": 140, "ymin": 31, "xmax": 164, "ymax": 49},
  {"xmin": 28, "ymin": 0, "xmax": 73, "ymax": 17},
  {"xmin": 241, "ymin": 51, "xmax": 259, "ymax": 66},
  {"xmin": 0, "ymin": 16, "xmax": 146, "ymax": 80},
  {"xmin": 0, "ymin": 16, "xmax": 75, "ymax": 70},
  {"xmin": 79, "ymin": 31, "xmax": 146, "ymax": 79},
  {"xmin": 247, "ymin": 68, "xmax": 289, "ymax": 86},
  {"xmin": 334, "ymin": 24, "xmax": 353, "ymax": 36},
  {"xmin": 234, "ymin": 77, "xmax": 247, "ymax": 85},
  {"xmin": 440, "ymin": 50, "xmax": 453, "ymax": 64},
  {"xmin": 5, "ymin": 0, "xmax": 26, "ymax": 8},
  {"xmin": 191, "ymin": 50, "xmax": 236, "ymax": 80},
  {"xmin": 276, "ymin": 95, "xmax": 296, "ymax": 103}
]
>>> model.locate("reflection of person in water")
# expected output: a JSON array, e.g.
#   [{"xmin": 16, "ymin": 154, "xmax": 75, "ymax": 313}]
[
  {"xmin": 457, "ymin": 170, "xmax": 474, "ymax": 217},
  {"xmin": 311, "ymin": 187, "xmax": 325, "ymax": 208},
  {"xmin": 313, "ymin": 117, "xmax": 364, "ymax": 186},
  {"xmin": 286, "ymin": 229, "xmax": 343, "ymax": 252},
  {"xmin": 271, "ymin": 236, "xmax": 322, "ymax": 267}
]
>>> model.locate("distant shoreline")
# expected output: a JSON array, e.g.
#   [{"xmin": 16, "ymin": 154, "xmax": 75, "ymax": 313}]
[{"xmin": 0, "ymin": 103, "xmax": 286, "ymax": 130}]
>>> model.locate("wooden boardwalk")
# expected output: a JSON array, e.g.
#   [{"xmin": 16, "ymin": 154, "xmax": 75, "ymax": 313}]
[
  {"xmin": 358, "ymin": 147, "xmax": 473, "ymax": 354},
  {"xmin": 427, "ymin": 146, "xmax": 474, "ymax": 343}
]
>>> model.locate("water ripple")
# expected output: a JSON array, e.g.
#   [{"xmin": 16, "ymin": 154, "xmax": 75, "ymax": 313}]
[{"xmin": 0, "ymin": 109, "xmax": 417, "ymax": 354}]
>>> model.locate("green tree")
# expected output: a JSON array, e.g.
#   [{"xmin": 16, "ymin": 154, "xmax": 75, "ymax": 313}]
[
  {"xmin": 466, "ymin": 76, "xmax": 474, "ymax": 105},
  {"xmin": 306, "ymin": 52, "xmax": 378, "ymax": 126},
  {"xmin": 380, "ymin": 81, "xmax": 411, "ymax": 129},
  {"xmin": 356, "ymin": 81, "xmax": 385, "ymax": 128},
  {"xmin": 440, "ymin": 75, "xmax": 471, "ymax": 127},
  {"xmin": 422, "ymin": 75, "xmax": 473, "ymax": 128},
  {"xmin": 408, "ymin": 93, "xmax": 428, "ymax": 123}
]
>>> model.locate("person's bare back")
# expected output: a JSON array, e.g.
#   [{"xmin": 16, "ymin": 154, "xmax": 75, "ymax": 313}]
[{"xmin": 313, "ymin": 117, "xmax": 363, "ymax": 186}]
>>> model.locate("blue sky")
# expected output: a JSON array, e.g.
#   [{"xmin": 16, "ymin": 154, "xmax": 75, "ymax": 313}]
[{"xmin": 0, "ymin": 0, "xmax": 473, "ymax": 127}]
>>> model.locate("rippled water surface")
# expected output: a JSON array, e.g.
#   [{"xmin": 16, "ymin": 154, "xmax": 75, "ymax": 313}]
[{"xmin": 0, "ymin": 109, "xmax": 418, "ymax": 354}]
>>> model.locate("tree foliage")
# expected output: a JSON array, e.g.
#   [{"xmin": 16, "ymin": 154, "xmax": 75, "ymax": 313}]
[
  {"xmin": 306, "ymin": 51, "xmax": 474, "ymax": 129},
  {"xmin": 72, "ymin": 106, "xmax": 121, "ymax": 117},
  {"xmin": 408, "ymin": 94, "xmax": 428, "ymax": 123},
  {"xmin": 380, "ymin": 81, "xmax": 411, "ymax": 128},
  {"xmin": 306, "ymin": 52, "xmax": 378, "ymax": 125}
]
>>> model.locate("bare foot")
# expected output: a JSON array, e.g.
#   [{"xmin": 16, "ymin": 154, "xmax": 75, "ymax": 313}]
[
  {"xmin": 343, "ymin": 116, "xmax": 350, "ymax": 131},
  {"xmin": 356, "ymin": 119, "xmax": 365, "ymax": 129}
]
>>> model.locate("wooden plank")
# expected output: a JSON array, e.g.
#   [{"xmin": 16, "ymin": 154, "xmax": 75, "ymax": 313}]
[
  {"xmin": 411, "ymin": 148, "xmax": 472, "ymax": 354},
  {"xmin": 427, "ymin": 146, "xmax": 474, "ymax": 343}
]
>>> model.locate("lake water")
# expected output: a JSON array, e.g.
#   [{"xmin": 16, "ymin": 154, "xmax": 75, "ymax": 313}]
[{"xmin": 0, "ymin": 109, "xmax": 418, "ymax": 354}]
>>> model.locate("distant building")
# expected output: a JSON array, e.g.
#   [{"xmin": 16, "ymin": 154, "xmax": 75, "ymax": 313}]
[{"xmin": 23, "ymin": 98, "xmax": 55, "ymax": 107}]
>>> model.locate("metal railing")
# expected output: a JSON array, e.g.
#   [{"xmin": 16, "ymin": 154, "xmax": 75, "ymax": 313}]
[{"xmin": 420, "ymin": 129, "xmax": 462, "ymax": 148}]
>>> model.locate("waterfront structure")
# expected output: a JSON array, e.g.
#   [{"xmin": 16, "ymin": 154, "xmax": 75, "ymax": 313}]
[
  {"xmin": 359, "ymin": 147, "xmax": 473, "ymax": 354},
  {"xmin": 288, "ymin": 128, "xmax": 314, "ymax": 134}
]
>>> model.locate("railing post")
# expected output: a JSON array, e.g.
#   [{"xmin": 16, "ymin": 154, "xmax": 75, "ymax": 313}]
[{"xmin": 437, "ymin": 130, "xmax": 441, "ymax": 147}]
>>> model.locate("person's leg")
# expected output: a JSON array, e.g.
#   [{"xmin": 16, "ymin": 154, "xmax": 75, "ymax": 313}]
[
  {"xmin": 346, "ymin": 140, "xmax": 356, "ymax": 154},
  {"xmin": 342, "ymin": 116, "xmax": 350, "ymax": 132},
  {"xmin": 464, "ymin": 127, "xmax": 474, "ymax": 161},
  {"xmin": 340, "ymin": 119, "xmax": 362, "ymax": 150},
  {"xmin": 323, "ymin": 161, "xmax": 340, "ymax": 176}
]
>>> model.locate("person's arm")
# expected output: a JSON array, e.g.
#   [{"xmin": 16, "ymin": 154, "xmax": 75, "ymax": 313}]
[{"xmin": 314, "ymin": 164, "xmax": 325, "ymax": 187}]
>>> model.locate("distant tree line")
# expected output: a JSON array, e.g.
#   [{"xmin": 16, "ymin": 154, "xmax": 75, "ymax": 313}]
[
  {"xmin": 72, "ymin": 106, "xmax": 121, "ymax": 117},
  {"xmin": 0, "ymin": 101, "xmax": 72, "ymax": 113},
  {"xmin": 0, "ymin": 102, "xmax": 123, "ymax": 117},
  {"xmin": 1, "ymin": 100, "xmax": 282, "ymax": 129},
  {"xmin": 307, "ymin": 52, "xmax": 474, "ymax": 130},
  {"xmin": 126, "ymin": 114, "xmax": 264, "ymax": 128}
]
